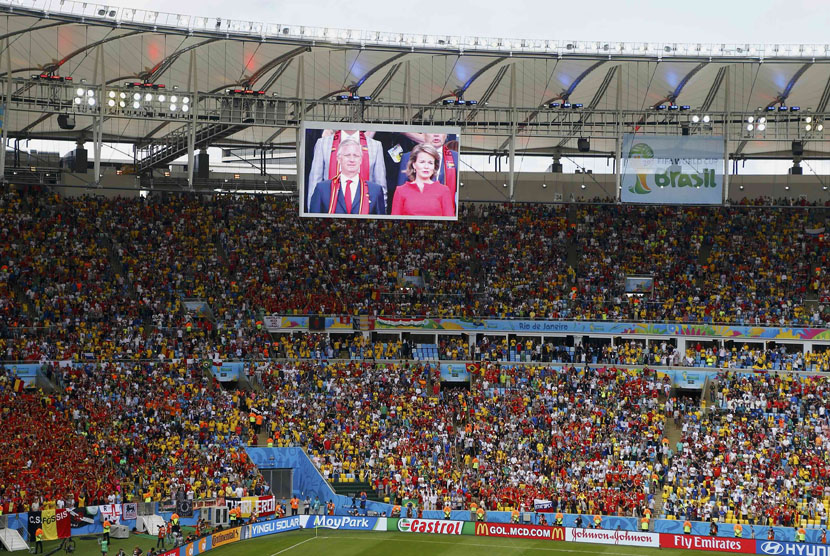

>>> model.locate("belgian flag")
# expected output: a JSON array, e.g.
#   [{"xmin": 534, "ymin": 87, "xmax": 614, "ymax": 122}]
[{"xmin": 12, "ymin": 378, "xmax": 24, "ymax": 393}]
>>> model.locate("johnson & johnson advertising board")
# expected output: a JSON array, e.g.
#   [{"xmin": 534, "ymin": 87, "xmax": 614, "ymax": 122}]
[
  {"xmin": 475, "ymin": 522, "xmax": 565, "ymax": 540},
  {"xmin": 660, "ymin": 533, "xmax": 756, "ymax": 553},
  {"xmin": 567, "ymin": 527, "xmax": 659, "ymax": 547}
]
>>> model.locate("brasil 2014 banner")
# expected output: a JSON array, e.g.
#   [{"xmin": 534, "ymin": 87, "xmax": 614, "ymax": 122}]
[{"xmin": 621, "ymin": 134, "xmax": 724, "ymax": 205}]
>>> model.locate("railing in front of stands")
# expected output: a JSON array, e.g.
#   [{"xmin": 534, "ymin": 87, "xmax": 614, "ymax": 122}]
[{"xmin": 5, "ymin": 303, "xmax": 830, "ymax": 332}]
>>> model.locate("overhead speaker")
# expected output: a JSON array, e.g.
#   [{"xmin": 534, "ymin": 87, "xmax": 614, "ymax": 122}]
[
  {"xmin": 551, "ymin": 162, "xmax": 563, "ymax": 173},
  {"xmin": 73, "ymin": 147, "xmax": 88, "ymax": 173},
  {"xmin": 790, "ymin": 164, "xmax": 803, "ymax": 175},
  {"xmin": 57, "ymin": 114, "xmax": 75, "ymax": 130},
  {"xmin": 577, "ymin": 138, "xmax": 590, "ymax": 152},
  {"xmin": 792, "ymin": 140, "xmax": 803, "ymax": 156}
]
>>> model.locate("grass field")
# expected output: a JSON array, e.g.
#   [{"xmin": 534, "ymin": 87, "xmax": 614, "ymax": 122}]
[{"xmin": 36, "ymin": 529, "xmax": 734, "ymax": 556}]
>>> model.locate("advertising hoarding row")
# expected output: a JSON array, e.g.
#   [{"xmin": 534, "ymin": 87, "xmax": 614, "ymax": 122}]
[{"xmin": 140, "ymin": 514, "xmax": 830, "ymax": 556}]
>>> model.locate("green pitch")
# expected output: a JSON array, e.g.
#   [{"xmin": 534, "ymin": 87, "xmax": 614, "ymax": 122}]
[{"xmin": 41, "ymin": 530, "xmax": 730, "ymax": 556}]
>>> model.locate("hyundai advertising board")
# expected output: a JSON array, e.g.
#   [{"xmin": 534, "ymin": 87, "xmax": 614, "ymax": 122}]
[{"xmin": 757, "ymin": 540, "xmax": 830, "ymax": 556}]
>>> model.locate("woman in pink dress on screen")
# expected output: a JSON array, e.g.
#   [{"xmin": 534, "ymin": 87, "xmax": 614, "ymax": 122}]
[{"xmin": 390, "ymin": 143, "xmax": 456, "ymax": 217}]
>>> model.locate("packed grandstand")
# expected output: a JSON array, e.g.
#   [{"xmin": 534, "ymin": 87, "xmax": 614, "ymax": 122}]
[
  {"xmin": 1, "ymin": 0, "xmax": 830, "ymax": 554},
  {"xmin": 1, "ymin": 190, "xmax": 829, "ymax": 523}
]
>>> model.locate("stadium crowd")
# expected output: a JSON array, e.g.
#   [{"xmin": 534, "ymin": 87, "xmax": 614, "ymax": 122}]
[
  {"xmin": 1, "ymin": 190, "xmax": 828, "ymax": 347},
  {"xmin": 0, "ymin": 360, "xmax": 267, "ymax": 514},
  {"xmin": 251, "ymin": 361, "xmax": 666, "ymax": 515},
  {"xmin": 1, "ymin": 187, "xmax": 829, "ymax": 524},
  {"xmin": 663, "ymin": 370, "xmax": 830, "ymax": 527}
]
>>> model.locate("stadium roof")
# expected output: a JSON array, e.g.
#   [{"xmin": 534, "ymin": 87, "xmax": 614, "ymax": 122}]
[{"xmin": 2, "ymin": 0, "xmax": 830, "ymax": 160}]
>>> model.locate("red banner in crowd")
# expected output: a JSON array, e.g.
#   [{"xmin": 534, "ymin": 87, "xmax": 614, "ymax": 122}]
[{"xmin": 659, "ymin": 533, "xmax": 756, "ymax": 553}]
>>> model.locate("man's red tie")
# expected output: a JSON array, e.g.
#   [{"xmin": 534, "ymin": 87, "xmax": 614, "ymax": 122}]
[{"xmin": 344, "ymin": 180, "xmax": 352, "ymax": 214}]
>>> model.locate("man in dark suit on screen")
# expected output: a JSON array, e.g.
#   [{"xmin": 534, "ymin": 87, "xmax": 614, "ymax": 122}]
[{"xmin": 308, "ymin": 139, "xmax": 386, "ymax": 215}]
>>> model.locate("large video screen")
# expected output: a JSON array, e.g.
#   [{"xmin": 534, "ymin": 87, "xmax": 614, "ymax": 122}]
[{"xmin": 299, "ymin": 122, "xmax": 461, "ymax": 220}]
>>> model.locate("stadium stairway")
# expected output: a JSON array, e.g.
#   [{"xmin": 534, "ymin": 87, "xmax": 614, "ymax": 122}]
[
  {"xmin": 9, "ymin": 280, "xmax": 38, "ymax": 323},
  {"xmin": 566, "ymin": 204, "xmax": 579, "ymax": 270},
  {"xmin": 696, "ymin": 240, "xmax": 713, "ymax": 289},
  {"xmin": 0, "ymin": 526, "xmax": 29, "ymax": 551},
  {"xmin": 214, "ymin": 235, "xmax": 231, "ymax": 268},
  {"xmin": 102, "ymin": 235, "xmax": 154, "ymax": 329}
]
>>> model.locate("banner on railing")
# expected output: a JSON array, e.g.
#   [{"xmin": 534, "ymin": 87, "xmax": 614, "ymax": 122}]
[
  {"xmin": 225, "ymin": 496, "xmax": 275, "ymax": 518},
  {"xmin": 28, "ymin": 509, "xmax": 71, "ymax": 541},
  {"xmin": 439, "ymin": 363, "xmax": 470, "ymax": 383},
  {"xmin": 533, "ymin": 499, "xmax": 554, "ymax": 512},
  {"xmin": 98, "ymin": 504, "xmax": 122, "ymax": 523},
  {"xmin": 264, "ymin": 315, "xmax": 830, "ymax": 341}
]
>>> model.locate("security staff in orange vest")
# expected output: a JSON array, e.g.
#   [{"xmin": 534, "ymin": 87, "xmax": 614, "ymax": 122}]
[
  {"xmin": 476, "ymin": 507, "xmax": 485, "ymax": 522},
  {"xmin": 734, "ymin": 523, "xmax": 743, "ymax": 538},
  {"xmin": 290, "ymin": 496, "xmax": 300, "ymax": 516},
  {"xmin": 511, "ymin": 509, "xmax": 520, "ymax": 523},
  {"xmin": 443, "ymin": 505, "xmax": 452, "ymax": 520},
  {"xmin": 327, "ymin": 501, "xmax": 336, "ymax": 516},
  {"xmin": 555, "ymin": 511, "xmax": 564, "ymax": 526},
  {"xmin": 684, "ymin": 520, "xmax": 692, "ymax": 534},
  {"xmin": 34, "ymin": 528, "xmax": 44, "ymax": 554},
  {"xmin": 641, "ymin": 516, "xmax": 650, "ymax": 532},
  {"xmin": 102, "ymin": 520, "xmax": 111, "ymax": 541},
  {"xmin": 157, "ymin": 524, "xmax": 166, "ymax": 548},
  {"xmin": 593, "ymin": 514, "xmax": 602, "ymax": 529}
]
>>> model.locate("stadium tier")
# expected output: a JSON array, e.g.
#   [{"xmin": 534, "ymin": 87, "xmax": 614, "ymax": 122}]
[
  {"xmin": 1, "ymin": 192, "xmax": 828, "ymax": 344},
  {"xmin": 0, "ymin": 187, "xmax": 828, "ymax": 522}
]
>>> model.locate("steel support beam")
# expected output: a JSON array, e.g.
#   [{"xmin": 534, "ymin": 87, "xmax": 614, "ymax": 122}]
[
  {"xmin": 615, "ymin": 66, "xmax": 622, "ymax": 201},
  {"xmin": 508, "ymin": 63, "xmax": 516, "ymax": 200},
  {"xmin": 92, "ymin": 44, "xmax": 105, "ymax": 185},
  {"xmin": 0, "ymin": 39, "xmax": 10, "ymax": 181},
  {"xmin": 187, "ymin": 50, "xmax": 197, "ymax": 189},
  {"xmin": 723, "ymin": 65, "xmax": 730, "ymax": 201}
]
